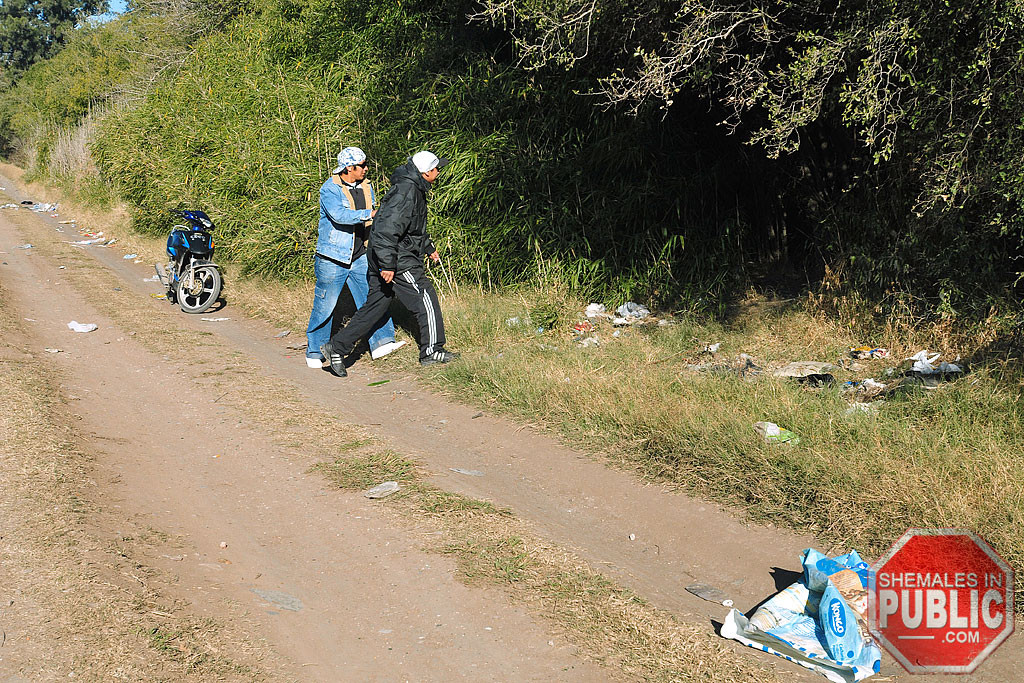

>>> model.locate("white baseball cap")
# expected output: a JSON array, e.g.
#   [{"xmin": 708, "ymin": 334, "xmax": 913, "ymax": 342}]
[{"xmin": 411, "ymin": 150, "xmax": 449, "ymax": 174}]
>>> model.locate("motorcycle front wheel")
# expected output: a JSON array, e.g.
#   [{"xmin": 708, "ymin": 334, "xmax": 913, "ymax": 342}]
[{"xmin": 177, "ymin": 264, "xmax": 222, "ymax": 313}]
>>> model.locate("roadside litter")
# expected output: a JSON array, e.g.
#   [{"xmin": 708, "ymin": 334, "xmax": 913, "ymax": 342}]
[
  {"xmin": 842, "ymin": 378, "xmax": 886, "ymax": 402},
  {"xmin": 123, "ymin": 253, "xmax": 138, "ymax": 259},
  {"xmin": 584, "ymin": 303, "xmax": 606, "ymax": 317},
  {"xmin": 364, "ymin": 481, "xmax": 400, "ymax": 499},
  {"xmin": 30, "ymin": 202, "xmax": 58, "ymax": 213},
  {"xmin": 774, "ymin": 361, "xmax": 837, "ymax": 387},
  {"xmin": 616, "ymin": 301, "xmax": 650, "ymax": 320},
  {"xmin": 67, "ymin": 321, "xmax": 98, "ymax": 333},
  {"xmin": 449, "ymin": 467, "xmax": 484, "ymax": 477},
  {"xmin": 274, "ymin": 330, "xmax": 290, "ymax": 338},
  {"xmin": 142, "ymin": 275, "xmax": 160, "ymax": 282},
  {"xmin": 849, "ymin": 346, "xmax": 888, "ymax": 360},
  {"xmin": 686, "ymin": 353, "xmax": 762, "ymax": 381},
  {"xmin": 1, "ymin": 203, "xmax": 19, "ymax": 209},
  {"xmin": 686, "ymin": 582, "xmax": 734, "ymax": 607},
  {"xmin": 754, "ymin": 421, "xmax": 800, "ymax": 445},
  {"xmin": 367, "ymin": 379, "xmax": 390, "ymax": 387},
  {"xmin": 722, "ymin": 548, "xmax": 881, "ymax": 683},
  {"xmin": 201, "ymin": 317, "xmax": 229, "ymax": 322},
  {"xmin": 17, "ymin": 244, "xmax": 32, "ymax": 249},
  {"xmin": 43, "ymin": 348, "xmax": 62, "ymax": 353},
  {"xmin": 905, "ymin": 349, "xmax": 961, "ymax": 375},
  {"xmin": 843, "ymin": 403, "xmax": 879, "ymax": 415}
]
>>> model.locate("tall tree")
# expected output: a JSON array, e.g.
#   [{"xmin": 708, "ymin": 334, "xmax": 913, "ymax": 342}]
[{"xmin": 0, "ymin": 0, "xmax": 107, "ymax": 70}]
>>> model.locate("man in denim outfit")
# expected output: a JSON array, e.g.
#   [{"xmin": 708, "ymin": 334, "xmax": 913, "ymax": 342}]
[{"xmin": 305, "ymin": 147, "xmax": 405, "ymax": 368}]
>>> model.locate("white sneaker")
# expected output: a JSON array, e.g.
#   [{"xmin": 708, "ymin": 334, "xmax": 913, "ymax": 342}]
[
  {"xmin": 370, "ymin": 340, "xmax": 407, "ymax": 360},
  {"xmin": 306, "ymin": 356, "xmax": 324, "ymax": 368}
]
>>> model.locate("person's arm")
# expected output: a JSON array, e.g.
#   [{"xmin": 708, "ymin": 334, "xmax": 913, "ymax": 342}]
[
  {"xmin": 372, "ymin": 188, "xmax": 413, "ymax": 274},
  {"xmin": 321, "ymin": 183, "xmax": 372, "ymax": 226}
]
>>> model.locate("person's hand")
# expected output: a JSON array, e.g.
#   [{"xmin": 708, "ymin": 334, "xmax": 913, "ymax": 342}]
[
  {"xmin": 429, "ymin": 251, "xmax": 440, "ymax": 263},
  {"xmin": 380, "ymin": 269, "xmax": 394, "ymax": 283},
  {"xmin": 371, "ymin": 209, "xmax": 377, "ymax": 218}
]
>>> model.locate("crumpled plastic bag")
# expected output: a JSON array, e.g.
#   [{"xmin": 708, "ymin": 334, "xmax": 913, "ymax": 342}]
[
  {"xmin": 754, "ymin": 421, "xmax": 800, "ymax": 444},
  {"xmin": 67, "ymin": 320, "xmax": 98, "ymax": 333},
  {"xmin": 721, "ymin": 548, "xmax": 881, "ymax": 683},
  {"xmin": 907, "ymin": 349, "xmax": 961, "ymax": 374},
  {"xmin": 615, "ymin": 301, "xmax": 650, "ymax": 319}
]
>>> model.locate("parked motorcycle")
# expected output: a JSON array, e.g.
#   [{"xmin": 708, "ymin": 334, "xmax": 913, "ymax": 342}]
[{"xmin": 156, "ymin": 209, "xmax": 222, "ymax": 313}]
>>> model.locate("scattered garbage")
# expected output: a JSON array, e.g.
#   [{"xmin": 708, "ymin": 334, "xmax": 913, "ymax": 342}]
[
  {"xmin": 616, "ymin": 301, "xmax": 650, "ymax": 320},
  {"xmin": 17, "ymin": 243, "xmax": 32, "ymax": 249},
  {"xmin": 584, "ymin": 303, "xmax": 607, "ymax": 317},
  {"xmin": 201, "ymin": 317, "xmax": 229, "ymax": 322},
  {"xmin": 842, "ymin": 378, "xmax": 887, "ymax": 402},
  {"xmin": 142, "ymin": 275, "xmax": 160, "ymax": 282},
  {"xmin": 906, "ymin": 349, "xmax": 961, "ymax": 375},
  {"xmin": 579, "ymin": 337, "xmax": 600, "ymax": 347},
  {"xmin": 43, "ymin": 348, "xmax": 62, "ymax": 353},
  {"xmin": 705, "ymin": 342, "xmax": 722, "ymax": 353},
  {"xmin": 20, "ymin": 200, "xmax": 33, "ymax": 205},
  {"xmin": 686, "ymin": 582, "xmax": 734, "ymax": 607},
  {"xmin": 364, "ymin": 481, "xmax": 400, "ymax": 499},
  {"xmin": 754, "ymin": 421, "xmax": 800, "ymax": 445},
  {"xmin": 251, "ymin": 587, "xmax": 303, "ymax": 612},
  {"xmin": 367, "ymin": 379, "xmax": 390, "ymax": 387},
  {"xmin": 30, "ymin": 202, "xmax": 58, "ymax": 212},
  {"xmin": 274, "ymin": 329, "xmax": 291, "ymax": 338},
  {"xmin": 572, "ymin": 321, "xmax": 595, "ymax": 334},
  {"xmin": 774, "ymin": 362, "xmax": 837, "ymax": 387},
  {"xmin": 123, "ymin": 253, "xmax": 138, "ymax": 259},
  {"xmin": 449, "ymin": 467, "xmax": 484, "ymax": 477},
  {"xmin": 843, "ymin": 402, "xmax": 879, "ymax": 416},
  {"xmin": 471, "ymin": 411, "xmax": 483, "ymax": 419},
  {"xmin": 67, "ymin": 321, "xmax": 98, "ymax": 333},
  {"xmin": 72, "ymin": 238, "xmax": 104, "ymax": 245},
  {"xmin": 505, "ymin": 316, "xmax": 521, "ymax": 326},
  {"xmin": 1, "ymin": 203, "xmax": 20, "ymax": 209},
  {"xmin": 774, "ymin": 361, "xmax": 837, "ymax": 378},
  {"xmin": 721, "ymin": 548, "xmax": 881, "ymax": 683},
  {"xmin": 219, "ymin": 541, "xmax": 228, "ymax": 549},
  {"xmin": 849, "ymin": 346, "xmax": 889, "ymax": 360}
]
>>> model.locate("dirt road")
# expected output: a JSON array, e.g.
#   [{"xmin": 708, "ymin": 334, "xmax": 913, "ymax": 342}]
[{"xmin": 1, "ymin": 175, "xmax": 1020, "ymax": 681}]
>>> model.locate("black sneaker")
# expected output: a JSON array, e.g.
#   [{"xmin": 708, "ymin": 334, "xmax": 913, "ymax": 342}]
[
  {"xmin": 320, "ymin": 342, "xmax": 347, "ymax": 377},
  {"xmin": 420, "ymin": 349, "xmax": 461, "ymax": 366}
]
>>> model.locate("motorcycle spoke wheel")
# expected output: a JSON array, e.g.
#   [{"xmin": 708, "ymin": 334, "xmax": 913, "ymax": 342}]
[{"xmin": 177, "ymin": 265, "xmax": 222, "ymax": 313}]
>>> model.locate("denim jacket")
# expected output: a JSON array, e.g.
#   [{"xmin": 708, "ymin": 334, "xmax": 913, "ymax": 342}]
[{"xmin": 316, "ymin": 176, "xmax": 375, "ymax": 264}]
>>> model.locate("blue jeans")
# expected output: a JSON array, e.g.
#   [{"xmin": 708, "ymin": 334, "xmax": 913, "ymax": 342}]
[{"xmin": 306, "ymin": 254, "xmax": 394, "ymax": 359}]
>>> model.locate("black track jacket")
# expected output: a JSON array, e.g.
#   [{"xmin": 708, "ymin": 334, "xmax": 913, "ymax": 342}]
[{"xmin": 368, "ymin": 160, "xmax": 436, "ymax": 274}]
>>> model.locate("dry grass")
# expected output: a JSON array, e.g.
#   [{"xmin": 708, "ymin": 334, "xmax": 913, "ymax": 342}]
[{"xmin": 2, "ymin": 188, "xmax": 783, "ymax": 682}]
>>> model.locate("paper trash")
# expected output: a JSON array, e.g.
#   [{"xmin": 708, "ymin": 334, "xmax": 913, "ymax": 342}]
[
  {"xmin": 721, "ymin": 548, "xmax": 881, "ymax": 683},
  {"xmin": 67, "ymin": 321, "xmax": 98, "ymax": 333}
]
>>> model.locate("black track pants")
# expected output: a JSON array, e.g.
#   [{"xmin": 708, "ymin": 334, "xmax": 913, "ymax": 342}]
[{"xmin": 329, "ymin": 268, "xmax": 445, "ymax": 360}]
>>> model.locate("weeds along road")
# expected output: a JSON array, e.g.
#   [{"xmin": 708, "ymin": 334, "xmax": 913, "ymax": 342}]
[{"xmin": 1, "ymin": 176, "xmax": 1020, "ymax": 681}]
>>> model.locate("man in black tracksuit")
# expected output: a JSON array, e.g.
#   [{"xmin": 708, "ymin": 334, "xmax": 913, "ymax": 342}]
[{"xmin": 320, "ymin": 151, "xmax": 459, "ymax": 377}]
